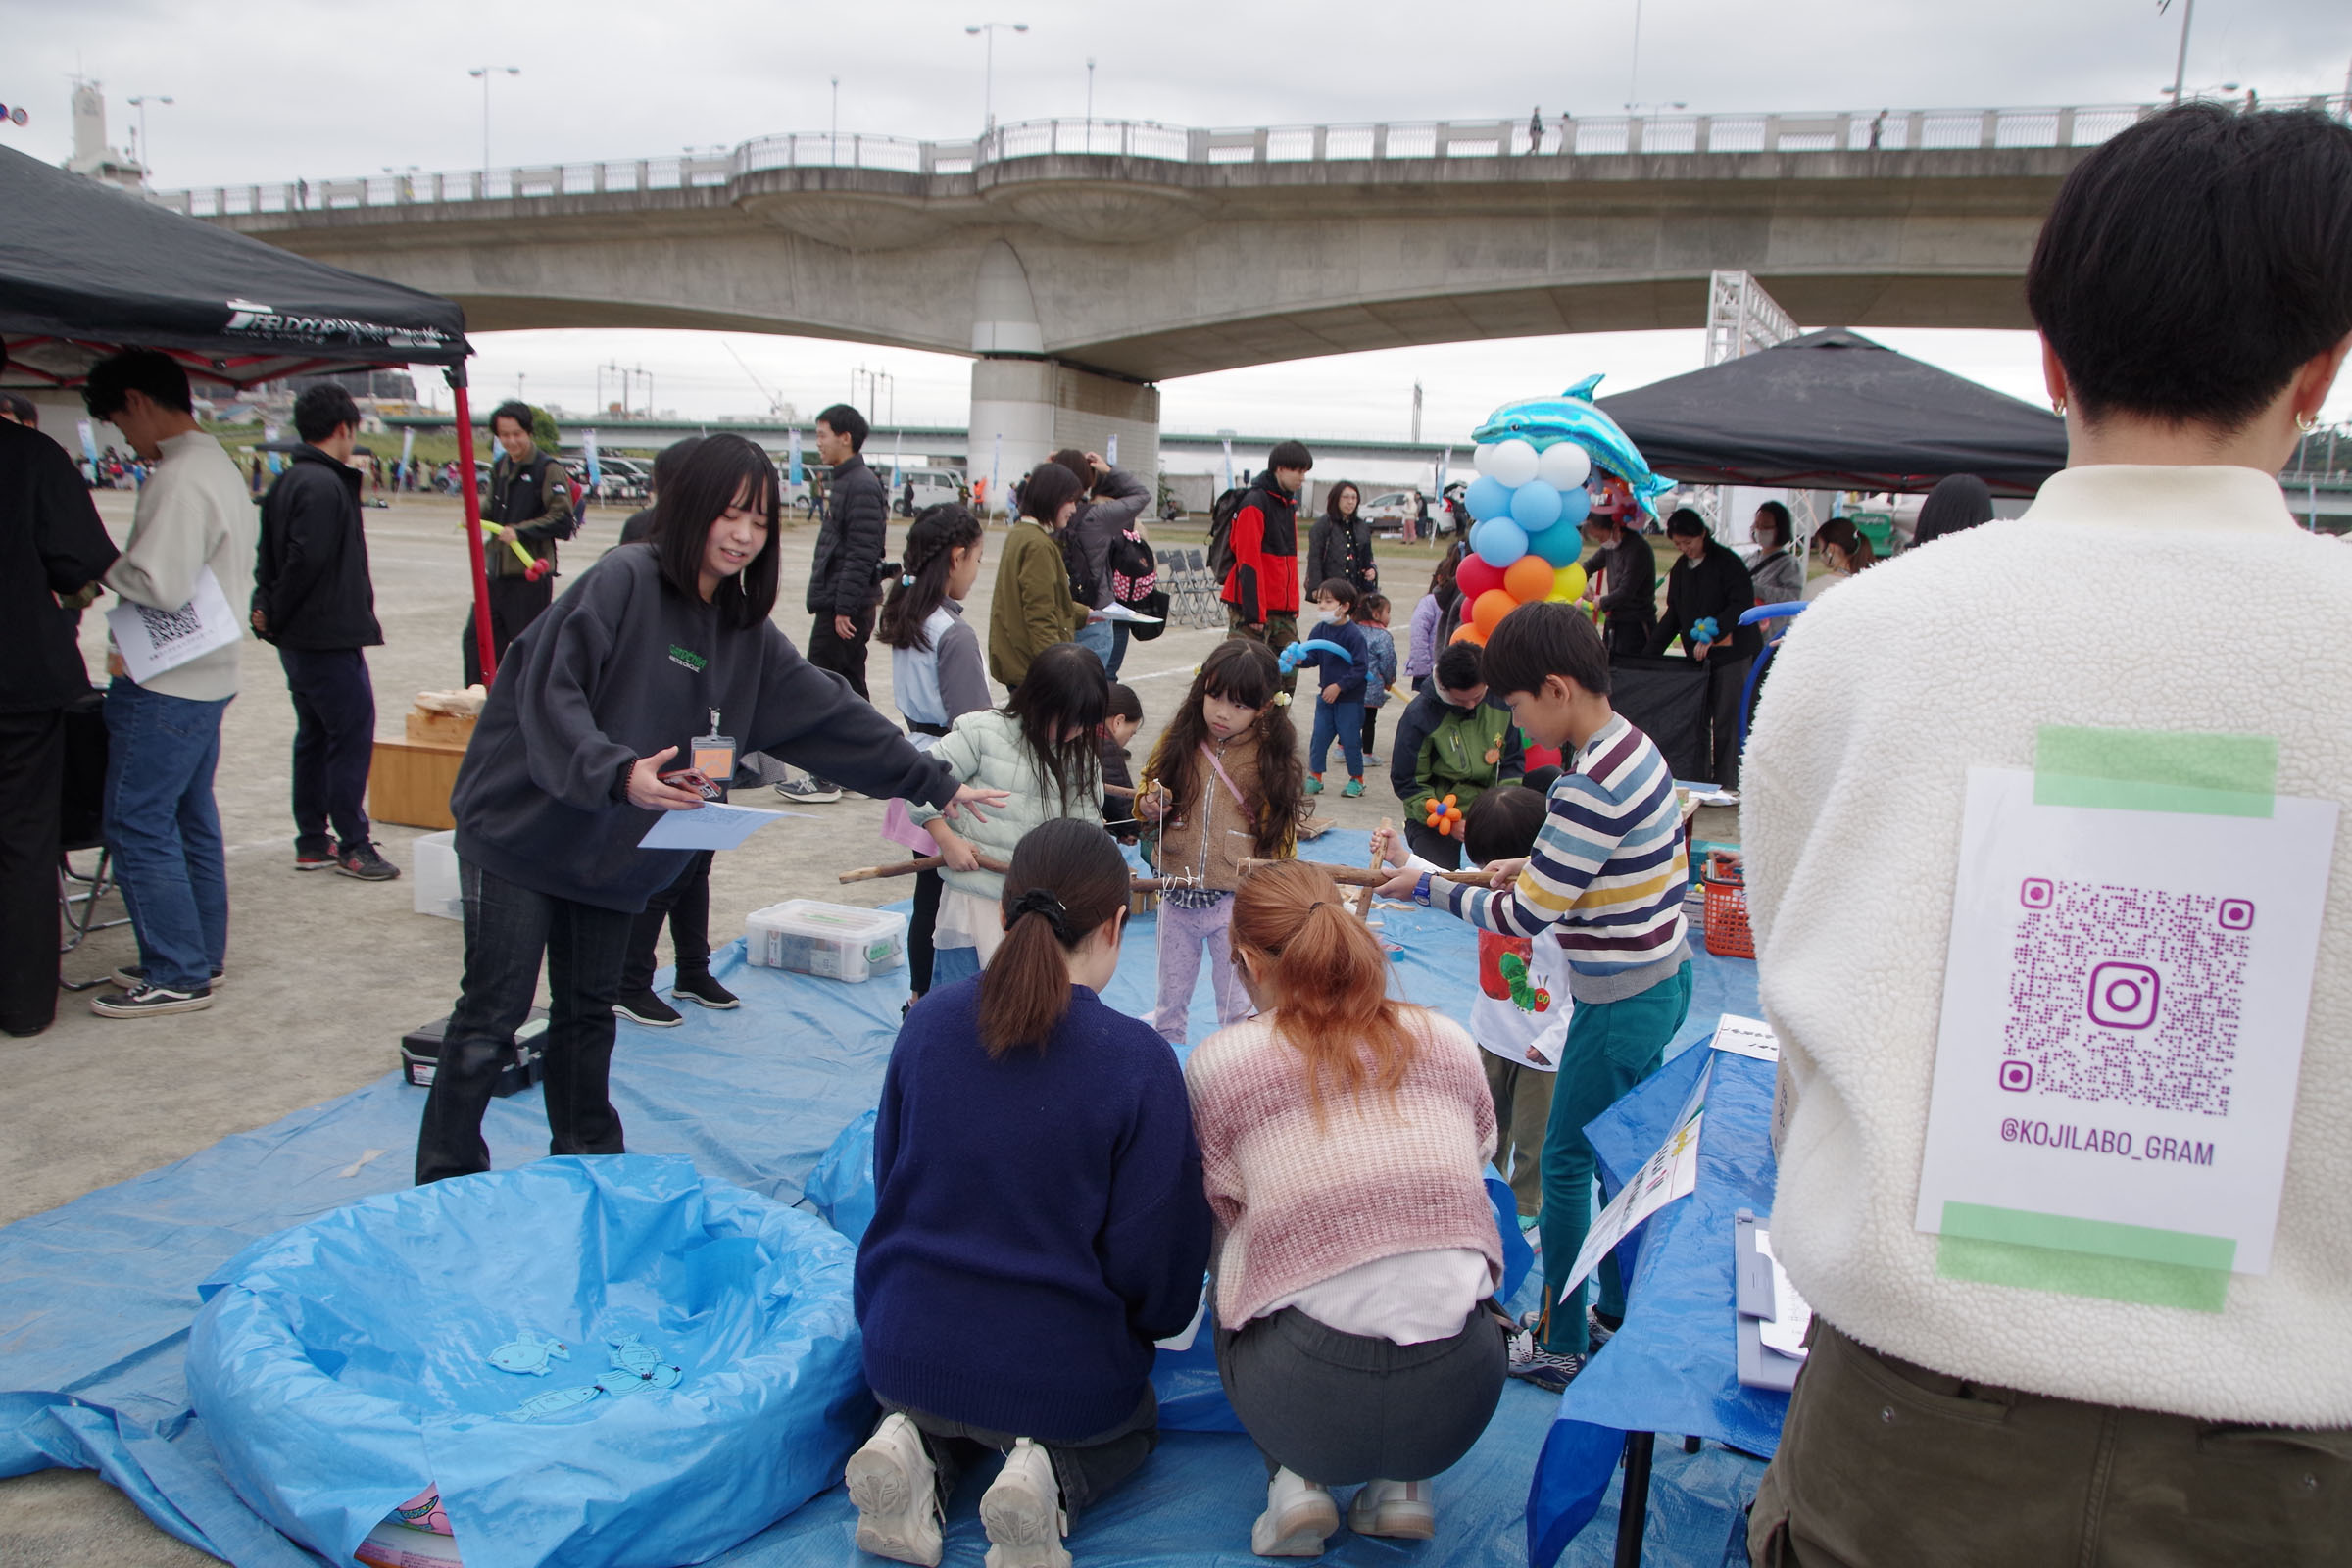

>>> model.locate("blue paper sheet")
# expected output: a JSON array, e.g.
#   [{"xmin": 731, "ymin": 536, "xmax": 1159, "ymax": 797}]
[{"xmin": 1, "ymin": 831, "xmax": 1765, "ymax": 1567}]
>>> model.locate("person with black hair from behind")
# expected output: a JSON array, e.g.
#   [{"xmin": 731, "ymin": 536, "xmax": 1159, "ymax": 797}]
[
  {"xmin": 878, "ymin": 503, "xmax": 993, "ymax": 1004},
  {"xmin": 615, "ymin": 436, "xmax": 705, "ymax": 547},
  {"xmin": 848, "ymin": 818, "xmax": 1211, "ymax": 1568},
  {"xmin": 416, "ymin": 434, "xmax": 1005, "ymax": 1184},
  {"xmin": 1909, "ymin": 472, "xmax": 1994, "ymax": 547},
  {"xmin": 464, "ymin": 398, "xmax": 574, "ymax": 687},
  {"xmin": 252, "ymin": 381, "xmax": 397, "ymax": 883},
  {"xmin": 1389, "ymin": 641, "xmax": 1525, "ymax": 870}
]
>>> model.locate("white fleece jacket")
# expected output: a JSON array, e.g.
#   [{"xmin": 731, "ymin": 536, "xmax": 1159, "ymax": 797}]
[
  {"xmin": 1743, "ymin": 465, "xmax": 2352, "ymax": 1426},
  {"xmin": 103, "ymin": 430, "xmax": 256, "ymax": 702}
]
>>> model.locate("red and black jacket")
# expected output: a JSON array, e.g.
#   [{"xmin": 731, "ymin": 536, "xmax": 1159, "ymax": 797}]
[{"xmin": 1220, "ymin": 470, "xmax": 1300, "ymax": 623}]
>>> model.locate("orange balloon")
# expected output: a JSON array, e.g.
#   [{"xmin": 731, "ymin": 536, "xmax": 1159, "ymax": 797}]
[
  {"xmin": 1471, "ymin": 588, "xmax": 1515, "ymax": 637},
  {"xmin": 1503, "ymin": 555, "xmax": 1554, "ymax": 603},
  {"xmin": 1448, "ymin": 621, "xmax": 1486, "ymax": 645}
]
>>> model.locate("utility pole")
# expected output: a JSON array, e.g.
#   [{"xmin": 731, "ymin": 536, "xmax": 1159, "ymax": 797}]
[
  {"xmin": 1411, "ymin": 380, "xmax": 1424, "ymax": 445},
  {"xmin": 2162, "ymin": 0, "xmax": 2195, "ymax": 103}
]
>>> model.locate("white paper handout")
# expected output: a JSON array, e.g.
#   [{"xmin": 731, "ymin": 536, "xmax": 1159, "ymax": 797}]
[
  {"xmin": 1914, "ymin": 767, "xmax": 2336, "ymax": 1277},
  {"xmin": 1090, "ymin": 602, "xmax": 1163, "ymax": 624},
  {"xmin": 1709, "ymin": 1013, "xmax": 1781, "ymax": 1062},
  {"xmin": 105, "ymin": 565, "xmax": 242, "ymax": 682},
  {"xmin": 1752, "ymin": 1228, "xmax": 1813, "ymax": 1360},
  {"xmin": 1560, "ymin": 1062, "xmax": 1709, "ymax": 1297},
  {"xmin": 638, "ymin": 803, "xmax": 805, "ymax": 852}
]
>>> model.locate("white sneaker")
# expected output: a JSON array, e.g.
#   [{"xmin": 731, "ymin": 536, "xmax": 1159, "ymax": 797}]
[
  {"xmin": 1346, "ymin": 1478, "xmax": 1436, "ymax": 1540},
  {"xmin": 845, "ymin": 1413, "xmax": 943, "ymax": 1566},
  {"xmin": 1250, "ymin": 1466, "xmax": 1338, "ymax": 1556},
  {"xmin": 979, "ymin": 1438, "xmax": 1070, "ymax": 1568}
]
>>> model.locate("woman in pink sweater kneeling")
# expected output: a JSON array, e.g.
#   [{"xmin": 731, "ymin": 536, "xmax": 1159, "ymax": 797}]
[{"xmin": 1186, "ymin": 860, "xmax": 1507, "ymax": 1557}]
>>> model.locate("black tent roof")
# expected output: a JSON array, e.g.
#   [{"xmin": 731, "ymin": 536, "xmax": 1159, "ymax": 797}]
[
  {"xmin": 0, "ymin": 144, "xmax": 468, "ymax": 391},
  {"xmin": 1596, "ymin": 328, "xmax": 2067, "ymax": 499}
]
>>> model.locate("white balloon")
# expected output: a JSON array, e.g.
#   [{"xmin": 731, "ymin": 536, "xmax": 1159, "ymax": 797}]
[
  {"xmin": 1488, "ymin": 438, "xmax": 1540, "ymax": 488},
  {"xmin": 1537, "ymin": 441, "xmax": 1592, "ymax": 490},
  {"xmin": 1472, "ymin": 443, "xmax": 1501, "ymax": 478}
]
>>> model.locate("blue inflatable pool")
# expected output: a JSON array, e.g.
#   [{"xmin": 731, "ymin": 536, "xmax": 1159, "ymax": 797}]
[{"xmin": 186, "ymin": 1155, "xmax": 869, "ymax": 1568}]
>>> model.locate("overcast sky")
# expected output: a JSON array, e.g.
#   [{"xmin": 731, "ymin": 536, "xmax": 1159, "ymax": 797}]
[{"xmin": 9, "ymin": 0, "xmax": 2351, "ymax": 438}]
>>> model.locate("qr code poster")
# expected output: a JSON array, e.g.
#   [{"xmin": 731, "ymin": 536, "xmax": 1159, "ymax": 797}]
[{"xmin": 1914, "ymin": 767, "xmax": 2336, "ymax": 1277}]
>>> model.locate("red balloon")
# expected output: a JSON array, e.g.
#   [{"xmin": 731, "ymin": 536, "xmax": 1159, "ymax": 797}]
[{"xmin": 1455, "ymin": 556, "xmax": 1506, "ymax": 601}]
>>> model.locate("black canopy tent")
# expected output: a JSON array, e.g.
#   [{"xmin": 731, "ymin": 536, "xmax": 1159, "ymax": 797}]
[
  {"xmin": 0, "ymin": 144, "xmax": 506, "ymax": 677},
  {"xmin": 1596, "ymin": 327, "xmax": 2069, "ymax": 499}
]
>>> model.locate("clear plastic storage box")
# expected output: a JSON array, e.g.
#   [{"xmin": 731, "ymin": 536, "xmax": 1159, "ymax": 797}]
[
  {"xmin": 412, "ymin": 831, "xmax": 461, "ymax": 921},
  {"xmin": 744, "ymin": 900, "xmax": 907, "ymax": 982}
]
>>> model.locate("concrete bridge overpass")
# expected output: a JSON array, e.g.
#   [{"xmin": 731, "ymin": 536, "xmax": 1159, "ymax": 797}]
[{"xmin": 165, "ymin": 99, "xmax": 2341, "ymax": 484}]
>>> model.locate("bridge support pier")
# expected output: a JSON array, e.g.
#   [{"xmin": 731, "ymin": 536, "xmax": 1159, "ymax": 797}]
[{"xmin": 965, "ymin": 238, "xmax": 1159, "ymax": 514}]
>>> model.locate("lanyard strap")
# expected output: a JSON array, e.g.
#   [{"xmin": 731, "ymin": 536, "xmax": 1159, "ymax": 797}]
[{"xmin": 1199, "ymin": 742, "xmax": 1250, "ymax": 813}]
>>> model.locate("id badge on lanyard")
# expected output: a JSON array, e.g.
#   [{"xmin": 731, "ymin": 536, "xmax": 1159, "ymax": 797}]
[
  {"xmin": 677, "ymin": 710, "xmax": 734, "ymax": 802},
  {"xmin": 1912, "ymin": 741, "xmax": 2336, "ymax": 1302}
]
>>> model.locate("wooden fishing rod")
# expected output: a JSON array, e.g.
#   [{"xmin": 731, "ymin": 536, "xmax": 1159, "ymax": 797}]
[
  {"xmin": 1237, "ymin": 858, "xmax": 1498, "ymax": 889},
  {"xmin": 839, "ymin": 854, "xmax": 1201, "ymax": 896}
]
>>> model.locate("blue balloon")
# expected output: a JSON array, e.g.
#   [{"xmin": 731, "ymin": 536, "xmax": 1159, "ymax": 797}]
[
  {"xmin": 1527, "ymin": 519, "xmax": 1584, "ymax": 566},
  {"xmin": 1509, "ymin": 479, "xmax": 1563, "ymax": 530},
  {"xmin": 1465, "ymin": 475, "xmax": 1514, "ymax": 523},
  {"xmin": 1556, "ymin": 484, "xmax": 1592, "ymax": 527},
  {"xmin": 1472, "ymin": 516, "xmax": 1529, "ymax": 568}
]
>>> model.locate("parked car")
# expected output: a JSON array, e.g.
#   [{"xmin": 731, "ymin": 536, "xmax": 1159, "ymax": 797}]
[
  {"xmin": 888, "ymin": 466, "xmax": 968, "ymax": 516},
  {"xmin": 1362, "ymin": 489, "xmax": 1422, "ymax": 536}
]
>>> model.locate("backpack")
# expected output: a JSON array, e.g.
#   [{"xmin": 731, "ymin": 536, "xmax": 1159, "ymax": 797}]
[
  {"xmin": 1107, "ymin": 527, "xmax": 1157, "ymax": 606},
  {"xmin": 1059, "ymin": 529, "xmax": 1101, "ymax": 610},
  {"xmin": 1206, "ymin": 486, "xmax": 1248, "ymax": 580}
]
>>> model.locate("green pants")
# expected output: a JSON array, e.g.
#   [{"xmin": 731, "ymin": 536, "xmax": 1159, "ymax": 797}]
[
  {"xmin": 1536, "ymin": 960, "xmax": 1691, "ymax": 1355},
  {"xmin": 1751, "ymin": 1321, "xmax": 2352, "ymax": 1566},
  {"xmin": 1482, "ymin": 1051, "xmax": 1555, "ymax": 1219},
  {"xmin": 1227, "ymin": 608, "xmax": 1298, "ymax": 691}
]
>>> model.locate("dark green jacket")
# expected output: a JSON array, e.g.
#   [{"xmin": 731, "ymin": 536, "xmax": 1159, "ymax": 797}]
[{"xmin": 1389, "ymin": 687, "xmax": 1525, "ymax": 822}]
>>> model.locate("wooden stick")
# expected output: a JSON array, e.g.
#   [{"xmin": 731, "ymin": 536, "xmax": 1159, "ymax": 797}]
[
  {"xmin": 837, "ymin": 852, "xmax": 1011, "ymax": 883},
  {"xmin": 1238, "ymin": 858, "xmax": 1494, "ymax": 889},
  {"xmin": 1353, "ymin": 817, "xmax": 1390, "ymax": 918},
  {"xmin": 1101, "ymin": 781, "xmax": 1137, "ymax": 798}
]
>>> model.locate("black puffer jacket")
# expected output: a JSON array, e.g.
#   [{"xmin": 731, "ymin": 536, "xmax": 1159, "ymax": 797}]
[
  {"xmin": 1645, "ymin": 539, "xmax": 1762, "ymax": 662},
  {"xmin": 254, "ymin": 445, "xmax": 382, "ymax": 649},
  {"xmin": 1305, "ymin": 510, "xmax": 1376, "ymax": 596},
  {"xmin": 807, "ymin": 453, "xmax": 889, "ymax": 619}
]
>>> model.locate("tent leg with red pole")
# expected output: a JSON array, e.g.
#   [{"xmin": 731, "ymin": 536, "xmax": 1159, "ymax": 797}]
[{"xmin": 449, "ymin": 369, "xmax": 498, "ymax": 684}]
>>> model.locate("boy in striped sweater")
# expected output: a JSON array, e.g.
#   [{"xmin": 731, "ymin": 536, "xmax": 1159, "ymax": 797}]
[{"xmin": 1380, "ymin": 601, "xmax": 1691, "ymax": 1390}]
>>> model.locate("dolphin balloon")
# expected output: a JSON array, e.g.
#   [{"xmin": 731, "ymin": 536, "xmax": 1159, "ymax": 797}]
[{"xmin": 1471, "ymin": 375, "xmax": 1676, "ymax": 518}]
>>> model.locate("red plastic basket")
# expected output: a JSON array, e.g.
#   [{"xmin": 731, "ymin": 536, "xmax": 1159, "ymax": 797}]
[{"xmin": 1701, "ymin": 868, "xmax": 1754, "ymax": 960}]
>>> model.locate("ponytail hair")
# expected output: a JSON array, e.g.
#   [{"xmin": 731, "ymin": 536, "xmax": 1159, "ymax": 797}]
[
  {"xmin": 979, "ymin": 819, "xmax": 1130, "ymax": 1056},
  {"xmin": 879, "ymin": 503, "xmax": 983, "ymax": 650},
  {"xmin": 1228, "ymin": 860, "xmax": 1417, "ymax": 1117}
]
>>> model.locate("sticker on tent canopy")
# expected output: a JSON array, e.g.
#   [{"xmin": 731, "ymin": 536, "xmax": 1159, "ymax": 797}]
[{"xmin": 1915, "ymin": 742, "xmax": 2334, "ymax": 1311}]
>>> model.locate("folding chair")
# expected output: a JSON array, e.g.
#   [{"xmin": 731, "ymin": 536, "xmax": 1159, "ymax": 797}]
[{"xmin": 58, "ymin": 689, "xmax": 127, "ymax": 960}]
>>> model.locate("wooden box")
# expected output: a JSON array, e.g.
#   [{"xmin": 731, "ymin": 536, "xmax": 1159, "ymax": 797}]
[
  {"xmin": 405, "ymin": 709, "xmax": 477, "ymax": 748},
  {"xmin": 369, "ymin": 738, "xmax": 468, "ymax": 831}
]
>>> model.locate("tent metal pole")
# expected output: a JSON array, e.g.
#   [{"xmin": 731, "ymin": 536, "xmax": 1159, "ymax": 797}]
[{"xmin": 450, "ymin": 370, "xmax": 498, "ymax": 682}]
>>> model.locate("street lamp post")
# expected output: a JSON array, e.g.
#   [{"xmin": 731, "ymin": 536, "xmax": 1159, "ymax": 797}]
[
  {"xmin": 2161, "ymin": 0, "xmax": 2196, "ymax": 104},
  {"xmin": 964, "ymin": 21, "xmax": 1029, "ymax": 138},
  {"xmin": 126, "ymin": 94, "xmax": 173, "ymax": 175},
  {"xmin": 831, "ymin": 75, "xmax": 841, "ymax": 165},
  {"xmin": 467, "ymin": 66, "xmax": 520, "ymax": 180},
  {"xmin": 1086, "ymin": 57, "xmax": 1096, "ymax": 147}
]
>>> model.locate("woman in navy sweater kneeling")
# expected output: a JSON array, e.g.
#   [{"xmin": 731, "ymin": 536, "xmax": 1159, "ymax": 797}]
[{"xmin": 852, "ymin": 818, "xmax": 1212, "ymax": 1568}]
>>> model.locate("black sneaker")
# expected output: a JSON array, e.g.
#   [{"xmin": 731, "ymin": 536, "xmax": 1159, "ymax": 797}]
[
  {"xmin": 614, "ymin": 989, "xmax": 683, "ymax": 1027},
  {"xmin": 113, "ymin": 962, "xmax": 225, "ymax": 990},
  {"xmin": 90, "ymin": 981, "xmax": 213, "ymax": 1018},
  {"xmin": 773, "ymin": 775, "xmax": 842, "ymax": 805},
  {"xmin": 1505, "ymin": 1337, "xmax": 1588, "ymax": 1393},
  {"xmin": 1587, "ymin": 1307, "xmax": 1622, "ymax": 1350},
  {"xmin": 671, "ymin": 971, "xmax": 740, "ymax": 1010},
  {"xmin": 335, "ymin": 843, "xmax": 401, "ymax": 881}
]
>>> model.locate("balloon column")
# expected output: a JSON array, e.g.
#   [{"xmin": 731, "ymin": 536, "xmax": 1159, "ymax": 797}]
[{"xmin": 1451, "ymin": 374, "xmax": 1675, "ymax": 646}]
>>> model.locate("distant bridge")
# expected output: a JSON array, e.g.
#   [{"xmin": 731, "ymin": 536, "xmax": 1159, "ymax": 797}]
[{"xmin": 172, "ymin": 96, "xmax": 2350, "ymax": 486}]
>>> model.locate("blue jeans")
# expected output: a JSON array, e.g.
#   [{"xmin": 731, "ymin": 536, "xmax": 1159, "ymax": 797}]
[
  {"xmin": 103, "ymin": 679, "xmax": 230, "ymax": 992},
  {"xmin": 1308, "ymin": 695, "xmax": 1365, "ymax": 780},
  {"xmin": 1073, "ymin": 617, "xmax": 1115, "ymax": 670},
  {"xmin": 929, "ymin": 943, "xmax": 981, "ymax": 988}
]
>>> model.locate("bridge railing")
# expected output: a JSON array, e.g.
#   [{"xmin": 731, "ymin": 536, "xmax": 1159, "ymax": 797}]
[{"xmin": 152, "ymin": 94, "xmax": 2351, "ymax": 217}]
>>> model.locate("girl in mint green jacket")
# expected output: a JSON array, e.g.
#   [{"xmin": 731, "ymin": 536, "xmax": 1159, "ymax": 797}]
[{"xmin": 909, "ymin": 641, "xmax": 1108, "ymax": 986}]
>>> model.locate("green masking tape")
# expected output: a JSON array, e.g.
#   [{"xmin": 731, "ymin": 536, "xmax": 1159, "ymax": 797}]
[
  {"xmin": 2033, "ymin": 726, "xmax": 2277, "ymax": 818},
  {"xmin": 1935, "ymin": 1201, "xmax": 2234, "ymax": 1314}
]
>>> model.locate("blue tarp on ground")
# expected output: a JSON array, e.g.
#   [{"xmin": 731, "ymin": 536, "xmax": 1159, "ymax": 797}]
[{"xmin": 0, "ymin": 831, "xmax": 1765, "ymax": 1567}]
